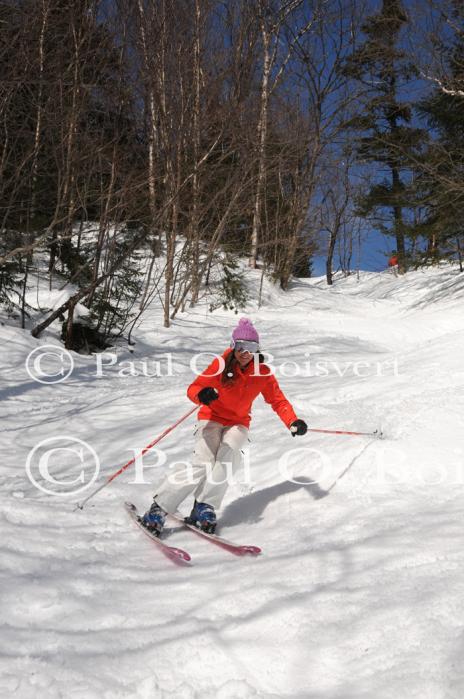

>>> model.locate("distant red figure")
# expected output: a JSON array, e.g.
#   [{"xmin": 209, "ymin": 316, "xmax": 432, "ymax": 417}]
[{"xmin": 388, "ymin": 253, "xmax": 398, "ymax": 268}]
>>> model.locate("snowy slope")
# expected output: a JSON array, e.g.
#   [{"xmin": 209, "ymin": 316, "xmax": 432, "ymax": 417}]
[{"xmin": 1, "ymin": 265, "xmax": 464, "ymax": 698}]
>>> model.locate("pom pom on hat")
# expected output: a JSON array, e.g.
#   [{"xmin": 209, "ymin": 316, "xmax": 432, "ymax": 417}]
[{"xmin": 231, "ymin": 317, "xmax": 259, "ymax": 343}]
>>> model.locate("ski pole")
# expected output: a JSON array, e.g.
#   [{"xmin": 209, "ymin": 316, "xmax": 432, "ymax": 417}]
[
  {"xmin": 308, "ymin": 427, "xmax": 383, "ymax": 438},
  {"xmin": 75, "ymin": 405, "xmax": 199, "ymax": 510}
]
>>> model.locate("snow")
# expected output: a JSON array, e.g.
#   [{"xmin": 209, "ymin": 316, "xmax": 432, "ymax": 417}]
[{"xmin": 1, "ymin": 264, "xmax": 464, "ymax": 698}]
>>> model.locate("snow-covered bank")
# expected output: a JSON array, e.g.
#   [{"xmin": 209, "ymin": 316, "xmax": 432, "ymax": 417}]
[{"xmin": 1, "ymin": 265, "xmax": 464, "ymax": 698}]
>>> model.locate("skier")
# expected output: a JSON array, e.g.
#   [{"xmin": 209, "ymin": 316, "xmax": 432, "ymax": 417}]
[
  {"xmin": 388, "ymin": 251, "xmax": 399, "ymax": 275},
  {"xmin": 141, "ymin": 318, "xmax": 308, "ymax": 535}
]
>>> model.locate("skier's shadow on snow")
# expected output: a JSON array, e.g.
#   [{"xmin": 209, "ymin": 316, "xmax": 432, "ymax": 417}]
[{"xmin": 221, "ymin": 477, "xmax": 328, "ymax": 528}]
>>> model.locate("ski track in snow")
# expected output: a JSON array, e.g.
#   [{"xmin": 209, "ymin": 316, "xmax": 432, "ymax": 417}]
[{"xmin": 1, "ymin": 265, "xmax": 464, "ymax": 698}]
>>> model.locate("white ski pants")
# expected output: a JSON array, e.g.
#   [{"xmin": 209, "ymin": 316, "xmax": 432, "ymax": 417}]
[{"xmin": 154, "ymin": 420, "xmax": 249, "ymax": 513}]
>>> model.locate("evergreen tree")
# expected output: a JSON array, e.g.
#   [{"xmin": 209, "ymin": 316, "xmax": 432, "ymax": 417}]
[
  {"xmin": 209, "ymin": 255, "xmax": 249, "ymax": 314},
  {"xmin": 342, "ymin": 0, "xmax": 423, "ymax": 273},
  {"xmin": 90, "ymin": 233, "xmax": 145, "ymax": 341},
  {"xmin": 414, "ymin": 2, "xmax": 464, "ymax": 268},
  {"xmin": 0, "ymin": 232, "xmax": 22, "ymax": 316}
]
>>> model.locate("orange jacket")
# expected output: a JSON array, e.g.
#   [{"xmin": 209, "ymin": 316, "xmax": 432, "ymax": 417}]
[
  {"xmin": 187, "ymin": 349, "xmax": 298, "ymax": 429},
  {"xmin": 388, "ymin": 255, "xmax": 398, "ymax": 267}
]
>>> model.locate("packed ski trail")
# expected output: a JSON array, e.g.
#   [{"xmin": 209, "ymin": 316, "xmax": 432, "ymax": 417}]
[{"xmin": 1, "ymin": 265, "xmax": 464, "ymax": 698}]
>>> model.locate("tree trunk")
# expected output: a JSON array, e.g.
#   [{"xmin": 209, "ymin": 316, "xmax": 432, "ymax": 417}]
[
  {"xmin": 392, "ymin": 166, "xmax": 406, "ymax": 274},
  {"xmin": 189, "ymin": 0, "xmax": 202, "ymax": 305},
  {"xmin": 64, "ymin": 298, "xmax": 77, "ymax": 349},
  {"xmin": 456, "ymin": 236, "xmax": 463, "ymax": 273},
  {"xmin": 20, "ymin": 261, "xmax": 29, "ymax": 329},
  {"xmin": 249, "ymin": 16, "xmax": 270, "ymax": 269},
  {"xmin": 326, "ymin": 231, "xmax": 337, "ymax": 285},
  {"xmin": 137, "ymin": 0, "xmax": 159, "ymax": 252},
  {"xmin": 29, "ymin": 0, "xmax": 50, "ymax": 265}
]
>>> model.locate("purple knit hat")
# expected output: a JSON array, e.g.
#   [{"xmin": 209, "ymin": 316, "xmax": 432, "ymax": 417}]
[{"xmin": 231, "ymin": 317, "xmax": 259, "ymax": 344}]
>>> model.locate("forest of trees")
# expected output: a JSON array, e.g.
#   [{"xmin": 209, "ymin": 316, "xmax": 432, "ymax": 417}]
[{"xmin": 0, "ymin": 0, "xmax": 463, "ymax": 349}]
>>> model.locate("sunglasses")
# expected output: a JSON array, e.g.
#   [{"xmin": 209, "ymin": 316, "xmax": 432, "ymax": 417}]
[{"xmin": 232, "ymin": 340, "xmax": 260, "ymax": 354}]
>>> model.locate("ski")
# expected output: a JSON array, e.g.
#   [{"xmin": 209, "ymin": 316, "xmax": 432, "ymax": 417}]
[
  {"xmin": 168, "ymin": 512, "xmax": 262, "ymax": 556},
  {"xmin": 125, "ymin": 502, "xmax": 191, "ymax": 565}
]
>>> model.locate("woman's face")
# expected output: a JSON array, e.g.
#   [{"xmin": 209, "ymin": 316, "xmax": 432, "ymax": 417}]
[{"xmin": 234, "ymin": 348, "xmax": 253, "ymax": 367}]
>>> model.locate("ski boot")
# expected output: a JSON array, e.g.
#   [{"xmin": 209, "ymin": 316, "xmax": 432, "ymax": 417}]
[
  {"xmin": 141, "ymin": 499, "xmax": 166, "ymax": 537},
  {"xmin": 186, "ymin": 500, "xmax": 217, "ymax": 534}
]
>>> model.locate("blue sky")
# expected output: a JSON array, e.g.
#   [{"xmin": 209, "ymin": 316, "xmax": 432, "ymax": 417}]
[
  {"xmin": 308, "ymin": 0, "xmax": 445, "ymax": 278},
  {"xmin": 312, "ymin": 227, "xmax": 392, "ymax": 276}
]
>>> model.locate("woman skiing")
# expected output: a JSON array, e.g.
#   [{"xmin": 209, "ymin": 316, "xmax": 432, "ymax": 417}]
[{"xmin": 141, "ymin": 318, "xmax": 308, "ymax": 535}]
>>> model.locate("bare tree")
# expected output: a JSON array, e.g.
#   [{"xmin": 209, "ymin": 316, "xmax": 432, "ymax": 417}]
[{"xmin": 249, "ymin": 0, "xmax": 314, "ymax": 269}]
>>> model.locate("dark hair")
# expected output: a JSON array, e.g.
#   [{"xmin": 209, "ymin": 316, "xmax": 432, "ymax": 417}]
[
  {"xmin": 221, "ymin": 350, "xmax": 237, "ymax": 385},
  {"xmin": 221, "ymin": 349, "xmax": 264, "ymax": 384}
]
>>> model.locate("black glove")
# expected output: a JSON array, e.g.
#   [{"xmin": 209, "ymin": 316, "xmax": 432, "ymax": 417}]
[
  {"xmin": 290, "ymin": 419, "xmax": 308, "ymax": 437},
  {"xmin": 197, "ymin": 387, "xmax": 219, "ymax": 405}
]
